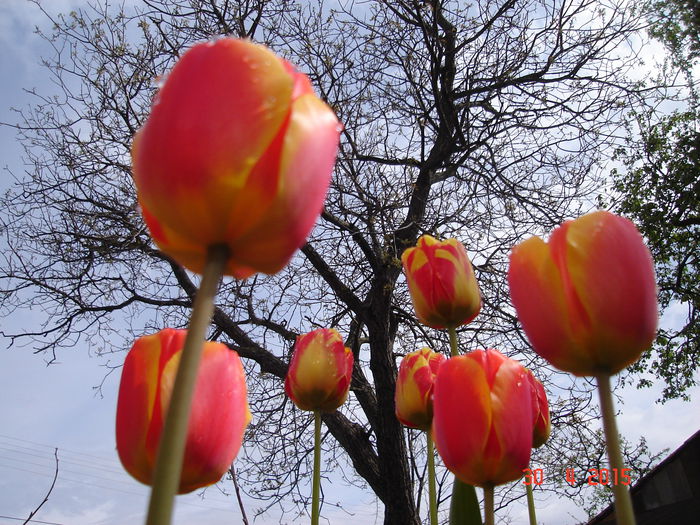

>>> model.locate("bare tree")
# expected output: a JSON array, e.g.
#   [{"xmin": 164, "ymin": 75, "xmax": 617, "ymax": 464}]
[{"xmin": 0, "ymin": 1, "xmax": 662, "ymax": 523}]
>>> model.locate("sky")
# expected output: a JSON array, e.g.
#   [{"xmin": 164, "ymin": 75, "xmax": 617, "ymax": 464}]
[{"xmin": 0, "ymin": 1, "xmax": 698, "ymax": 525}]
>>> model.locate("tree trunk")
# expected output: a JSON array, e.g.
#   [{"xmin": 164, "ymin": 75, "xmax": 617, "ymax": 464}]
[{"xmin": 369, "ymin": 277, "xmax": 421, "ymax": 525}]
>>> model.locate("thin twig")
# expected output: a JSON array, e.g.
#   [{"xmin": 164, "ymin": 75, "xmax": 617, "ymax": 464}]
[
  {"xmin": 23, "ymin": 448, "xmax": 59, "ymax": 525},
  {"xmin": 228, "ymin": 464, "xmax": 250, "ymax": 525}
]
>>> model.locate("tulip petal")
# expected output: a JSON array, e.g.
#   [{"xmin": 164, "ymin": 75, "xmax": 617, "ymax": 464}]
[
  {"xmin": 447, "ymin": 241, "xmax": 482, "ymax": 323},
  {"xmin": 485, "ymin": 359, "xmax": 532, "ymax": 483},
  {"xmin": 564, "ymin": 211, "xmax": 658, "ymax": 374},
  {"xmin": 133, "ymin": 38, "xmax": 294, "ymax": 244},
  {"xmin": 401, "ymin": 247, "xmax": 433, "ymax": 319},
  {"xmin": 140, "ymin": 203, "xmax": 257, "ymax": 279},
  {"xmin": 116, "ymin": 337, "xmax": 157, "ymax": 485},
  {"xmin": 420, "ymin": 237, "xmax": 452, "ymax": 308},
  {"xmin": 181, "ymin": 344, "xmax": 251, "ymax": 493},
  {"xmin": 508, "ymin": 236, "xmax": 593, "ymax": 375},
  {"xmin": 116, "ymin": 329, "xmax": 186, "ymax": 486},
  {"xmin": 429, "ymin": 242, "xmax": 463, "ymax": 318},
  {"xmin": 434, "ymin": 240, "xmax": 479, "ymax": 311},
  {"xmin": 527, "ymin": 370, "xmax": 551, "ymax": 448},
  {"xmin": 232, "ymin": 93, "xmax": 340, "ymax": 273},
  {"xmin": 432, "ymin": 356, "xmax": 491, "ymax": 486}
]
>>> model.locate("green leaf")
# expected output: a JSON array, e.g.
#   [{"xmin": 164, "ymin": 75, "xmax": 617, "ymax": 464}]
[{"xmin": 449, "ymin": 477, "xmax": 482, "ymax": 525}]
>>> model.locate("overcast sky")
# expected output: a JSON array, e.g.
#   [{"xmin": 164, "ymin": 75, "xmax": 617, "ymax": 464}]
[{"xmin": 0, "ymin": 1, "xmax": 698, "ymax": 525}]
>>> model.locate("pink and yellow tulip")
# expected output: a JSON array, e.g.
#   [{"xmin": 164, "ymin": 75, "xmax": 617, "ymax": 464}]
[
  {"xmin": 116, "ymin": 329, "xmax": 251, "ymax": 493},
  {"xmin": 432, "ymin": 348, "xmax": 533, "ymax": 487},
  {"xmin": 508, "ymin": 211, "xmax": 658, "ymax": 376},
  {"xmin": 395, "ymin": 347, "xmax": 446, "ymax": 431},
  {"xmin": 284, "ymin": 328, "xmax": 353, "ymax": 412},
  {"xmin": 131, "ymin": 38, "xmax": 341, "ymax": 278},
  {"xmin": 401, "ymin": 235, "xmax": 481, "ymax": 329}
]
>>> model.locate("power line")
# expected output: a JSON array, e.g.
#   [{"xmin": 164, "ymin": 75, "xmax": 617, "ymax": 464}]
[
  {"xmin": 0, "ymin": 454, "xmax": 136, "ymax": 488},
  {"xmin": 0, "ymin": 445, "xmax": 125, "ymax": 476},
  {"xmin": 0, "ymin": 433, "xmax": 240, "ymax": 514},
  {"xmin": 0, "ymin": 461, "xmax": 237, "ymax": 513},
  {"xmin": 0, "ymin": 434, "xmax": 119, "ymax": 468},
  {"xmin": 0, "ymin": 515, "xmax": 65, "ymax": 525}
]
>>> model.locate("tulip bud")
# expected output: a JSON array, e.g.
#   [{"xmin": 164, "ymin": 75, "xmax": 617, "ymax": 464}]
[
  {"xmin": 508, "ymin": 211, "xmax": 658, "ymax": 376},
  {"xmin": 401, "ymin": 235, "xmax": 481, "ymax": 329},
  {"xmin": 116, "ymin": 329, "xmax": 251, "ymax": 493},
  {"xmin": 432, "ymin": 349, "xmax": 533, "ymax": 487},
  {"xmin": 284, "ymin": 328, "xmax": 353, "ymax": 412},
  {"xmin": 395, "ymin": 348, "xmax": 446, "ymax": 431},
  {"xmin": 132, "ymin": 38, "xmax": 341, "ymax": 278},
  {"xmin": 526, "ymin": 370, "xmax": 551, "ymax": 448}
]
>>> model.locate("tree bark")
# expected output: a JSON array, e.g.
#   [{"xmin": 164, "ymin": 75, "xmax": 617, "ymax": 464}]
[{"xmin": 367, "ymin": 270, "xmax": 420, "ymax": 525}]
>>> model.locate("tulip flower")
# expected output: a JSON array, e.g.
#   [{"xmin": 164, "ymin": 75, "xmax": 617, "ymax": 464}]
[
  {"xmin": 432, "ymin": 348, "xmax": 533, "ymax": 488},
  {"xmin": 284, "ymin": 328, "xmax": 353, "ymax": 525},
  {"xmin": 509, "ymin": 211, "xmax": 658, "ymax": 525},
  {"xmin": 526, "ymin": 370, "xmax": 551, "ymax": 448},
  {"xmin": 132, "ymin": 37, "xmax": 341, "ymax": 278},
  {"xmin": 508, "ymin": 210, "xmax": 658, "ymax": 377},
  {"xmin": 116, "ymin": 329, "xmax": 251, "ymax": 494},
  {"xmin": 401, "ymin": 235, "xmax": 481, "ymax": 330},
  {"xmin": 395, "ymin": 347, "xmax": 446, "ymax": 525},
  {"xmin": 395, "ymin": 347, "xmax": 446, "ymax": 431},
  {"xmin": 284, "ymin": 328, "xmax": 353, "ymax": 412}
]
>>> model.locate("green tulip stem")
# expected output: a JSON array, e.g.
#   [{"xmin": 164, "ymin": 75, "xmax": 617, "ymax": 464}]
[
  {"xmin": 448, "ymin": 327, "xmax": 459, "ymax": 357},
  {"xmin": 483, "ymin": 484, "xmax": 495, "ymax": 525},
  {"xmin": 312, "ymin": 411, "xmax": 322, "ymax": 525},
  {"xmin": 427, "ymin": 431, "xmax": 438, "ymax": 525},
  {"xmin": 145, "ymin": 244, "xmax": 229, "ymax": 525},
  {"xmin": 526, "ymin": 481, "xmax": 537, "ymax": 525},
  {"xmin": 596, "ymin": 374, "xmax": 637, "ymax": 525}
]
